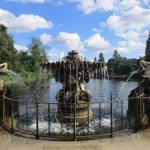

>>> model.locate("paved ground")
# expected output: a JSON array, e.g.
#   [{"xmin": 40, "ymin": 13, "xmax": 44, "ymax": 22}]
[{"xmin": 0, "ymin": 127, "xmax": 150, "ymax": 150}]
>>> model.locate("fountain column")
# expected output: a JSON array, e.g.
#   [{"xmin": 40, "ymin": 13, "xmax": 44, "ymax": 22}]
[{"xmin": 42, "ymin": 50, "xmax": 106, "ymax": 125}]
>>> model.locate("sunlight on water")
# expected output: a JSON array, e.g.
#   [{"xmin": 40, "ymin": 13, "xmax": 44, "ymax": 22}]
[{"xmin": 18, "ymin": 117, "xmax": 112, "ymax": 135}]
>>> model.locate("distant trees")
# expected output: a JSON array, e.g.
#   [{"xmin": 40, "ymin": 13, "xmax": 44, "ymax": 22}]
[
  {"xmin": 94, "ymin": 52, "xmax": 105, "ymax": 62},
  {"xmin": 0, "ymin": 24, "xmax": 48, "ymax": 80},
  {"xmin": 27, "ymin": 37, "xmax": 48, "ymax": 72},
  {"xmin": 94, "ymin": 57, "xmax": 97, "ymax": 62},
  {"xmin": 0, "ymin": 24, "xmax": 17, "ymax": 70},
  {"xmin": 145, "ymin": 30, "xmax": 150, "ymax": 61},
  {"xmin": 98, "ymin": 52, "xmax": 104, "ymax": 62},
  {"xmin": 112, "ymin": 49, "xmax": 121, "ymax": 61},
  {"xmin": 1, "ymin": 23, "xmax": 149, "ymax": 80},
  {"xmin": 107, "ymin": 50, "xmax": 139, "ymax": 76}
]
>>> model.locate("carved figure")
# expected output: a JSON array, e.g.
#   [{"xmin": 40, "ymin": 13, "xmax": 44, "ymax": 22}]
[
  {"xmin": 128, "ymin": 60, "xmax": 150, "ymax": 129},
  {"xmin": 0, "ymin": 63, "xmax": 8, "ymax": 73},
  {"xmin": 42, "ymin": 50, "xmax": 106, "ymax": 124}
]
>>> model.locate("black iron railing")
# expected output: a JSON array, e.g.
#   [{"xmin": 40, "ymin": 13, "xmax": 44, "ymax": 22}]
[{"xmin": 0, "ymin": 94, "xmax": 136, "ymax": 141}]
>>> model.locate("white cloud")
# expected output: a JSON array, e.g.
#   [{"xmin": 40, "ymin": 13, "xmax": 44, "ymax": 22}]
[
  {"xmin": 47, "ymin": 49, "xmax": 66, "ymax": 61},
  {"xmin": 56, "ymin": 32, "xmax": 82, "ymax": 50},
  {"xmin": 40, "ymin": 33, "xmax": 52, "ymax": 44},
  {"xmin": 117, "ymin": 30, "xmax": 149, "ymax": 41},
  {"xmin": 7, "ymin": 0, "xmax": 46, "ymax": 3},
  {"xmin": 116, "ymin": 40, "xmax": 145, "ymax": 55},
  {"xmin": 96, "ymin": 0, "xmax": 116, "ymax": 11},
  {"xmin": 84, "ymin": 33, "xmax": 110, "ymax": 51},
  {"xmin": 0, "ymin": 9, "xmax": 53, "ymax": 33},
  {"xmin": 107, "ymin": 5, "xmax": 150, "ymax": 34},
  {"xmin": 66, "ymin": 0, "xmax": 116, "ymax": 14},
  {"xmin": 92, "ymin": 28, "xmax": 102, "ymax": 33},
  {"xmin": 14, "ymin": 44, "xmax": 28, "ymax": 52},
  {"xmin": 115, "ymin": 0, "xmax": 139, "ymax": 13},
  {"xmin": 7, "ymin": 0, "xmax": 64, "ymax": 5},
  {"xmin": 117, "ymin": 31, "xmax": 140, "ymax": 41}
]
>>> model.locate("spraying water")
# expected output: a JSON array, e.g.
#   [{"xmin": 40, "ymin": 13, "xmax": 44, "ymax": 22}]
[
  {"xmin": 116, "ymin": 70, "xmax": 139, "ymax": 100},
  {"xmin": 6, "ymin": 68, "xmax": 48, "ymax": 102},
  {"xmin": 7, "ymin": 70, "xmax": 32, "ymax": 101}
]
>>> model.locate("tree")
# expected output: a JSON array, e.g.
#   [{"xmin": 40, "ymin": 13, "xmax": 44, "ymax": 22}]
[
  {"xmin": 145, "ymin": 31, "xmax": 150, "ymax": 62},
  {"xmin": 112, "ymin": 49, "xmax": 121, "ymax": 61},
  {"xmin": 98, "ymin": 52, "xmax": 104, "ymax": 62},
  {"xmin": 94, "ymin": 57, "xmax": 97, "ymax": 62},
  {"xmin": 0, "ymin": 24, "xmax": 17, "ymax": 70},
  {"xmin": 28, "ymin": 37, "xmax": 48, "ymax": 72}
]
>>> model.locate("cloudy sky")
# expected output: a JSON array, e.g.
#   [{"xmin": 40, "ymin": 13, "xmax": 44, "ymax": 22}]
[{"xmin": 0, "ymin": 0, "xmax": 150, "ymax": 62}]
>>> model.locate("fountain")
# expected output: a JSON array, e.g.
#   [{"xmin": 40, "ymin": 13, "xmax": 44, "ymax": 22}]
[
  {"xmin": 0, "ymin": 63, "xmax": 8, "ymax": 73},
  {"xmin": 0, "ymin": 54, "xmax": 132, "ymax": 140},
  {"xmin": 128, "ymin": 60, "xmax": 150, "ymax": 129},
  {"xmin": 42, "ymin": 50, "xmax": 106, "ymax": 125},
  {"xmin": 0, "ymin": 62, "xmax": 8, "ymax": 94}
]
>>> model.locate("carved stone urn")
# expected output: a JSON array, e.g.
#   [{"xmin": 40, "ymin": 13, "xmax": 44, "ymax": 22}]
[{"xmin": 42, "ymin": 50, "xmax": 106, "ymax": 125}]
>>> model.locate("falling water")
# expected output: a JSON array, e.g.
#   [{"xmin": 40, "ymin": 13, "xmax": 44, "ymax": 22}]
[
  {"xmin": 7, "ymin": 70, "xmax": 32, "ymax": 101},
  {"xmin": 33, "ymin": 67, "xmax": 49, "ymax": 102},
  {"xmin": 116, "ymin": 70, "xmax": 139, "ymax": 100},
  {"xmin": 6, "ymin": 68, "xmax": 48, "ymax": 102}
]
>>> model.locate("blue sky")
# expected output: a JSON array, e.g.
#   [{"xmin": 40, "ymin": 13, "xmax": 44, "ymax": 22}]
[{"xmin": 0, "ymin": 0, "xmax": 150, "ymax": 62}]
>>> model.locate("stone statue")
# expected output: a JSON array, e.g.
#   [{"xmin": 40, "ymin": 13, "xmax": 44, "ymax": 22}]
[
  {"xmin": 0, "ymin": 62, "xmax": 8, "ymax": 93},
  {"xmin": 0, "ymin": 63, "xmax": 8, "ymax": 73},
  {"xmin": 41, "ymin": 50, "xmax": 106, "ymax": 124},
  {"xmin": 128, "ymin": 60, "xmax": 150, "ymax": 129}
]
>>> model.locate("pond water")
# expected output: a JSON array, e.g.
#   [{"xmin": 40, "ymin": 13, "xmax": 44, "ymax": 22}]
[
  {"xmin": 43, "ymin": 78, "xmax": 138, "ymax": 103},
  {"xmin": 16, "ymin": 78, "xmax": 138, "ymax": 136}
]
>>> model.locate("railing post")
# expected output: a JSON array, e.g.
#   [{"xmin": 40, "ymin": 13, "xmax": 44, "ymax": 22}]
[
  {"xmin": 121, "ymin": 100, "xmax": 124, "ymax": 130},
  {"xmin": 99, "ymin": 103, "xmax": 101, "ymax": 133},
  {"xmin": 2, "ymin": 95, "xmax": 4, "ymax": 124},
  {"xmin": 26, "ymin": 101, "xmax": 28, "ymax": 131},
  {"xmin": 74, "ymin": 102, "xmax": 76, "ymax": 141},
  {"xmin": 48, "ymin": 103, "xmax": 50, "ymax": 136},
  {"xmin": 88, "ymin": 102, "xmax": 90, "ymax": 135},
  {"xmin": 36, "ymin": 103, "xmax": 39, "ymax": 139},
  {"xmin": 11, "ymin": 99, "xmax": 14, "ymax": 133},
  {"xmin": 110, "ymin": 92, "xmax": 113, "ymax": 137}
]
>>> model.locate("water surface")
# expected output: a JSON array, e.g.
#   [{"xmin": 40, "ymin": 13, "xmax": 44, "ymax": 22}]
[{"xmin": 44, "ymin": 78, "xmax": 138, "ymax": 102}]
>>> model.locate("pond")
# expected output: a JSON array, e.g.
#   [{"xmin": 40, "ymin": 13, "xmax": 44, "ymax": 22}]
[
  {"xmin": 44, "ymin": 78, "xmax": 138, "ymax": 103},
  {"xmin": 3, "ymin": 76, "xmax": 139, "ymax": 137}
]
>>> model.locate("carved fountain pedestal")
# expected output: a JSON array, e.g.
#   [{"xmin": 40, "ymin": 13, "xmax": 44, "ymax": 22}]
[
  {"xmin": 128, "ymin": 60, "xmax": 150, "ymax": 129},
  {"xmin": 42, "ymin": 50, "xmax": 106, "ymax": 125}
]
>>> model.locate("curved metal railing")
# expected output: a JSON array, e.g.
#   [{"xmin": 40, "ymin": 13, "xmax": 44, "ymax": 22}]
[{"xmin": 1, "ymin": 94, "xmax": 135, "ymax": 141}]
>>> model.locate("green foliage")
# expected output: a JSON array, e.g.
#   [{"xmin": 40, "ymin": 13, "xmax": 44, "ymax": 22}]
[
  {"xmin": 107, "ymin": 50, "xmax": 139, "ymax": 77},
  {"xmin": 98, "ymin": 52, "xmax": 105, "ymax": 62},
  {"xmin": 0, "ymin": 24, "xmax": 145, "ymax": 81},
  {"xmin": 0, "ymin": 24, "xmax": 49, "ymax": 82},
  {"xmin": 27, "ymin": 37, "xmax": 48, "ymax": 72},
  {"xmin": 94, "ymin": 57, "xmax": 97, "ymax": 62},
  {"xmin": 0, "ymin": 24, "xmax": 17, "ymax": 70}
]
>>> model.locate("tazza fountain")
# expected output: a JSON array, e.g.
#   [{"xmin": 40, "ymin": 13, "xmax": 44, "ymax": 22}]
[
  {"xmin": 41, "ymin": 50, "xmax": 107, "ymax": 125},
  {"xmin": 1, "ymin": 50, "xmax": 150, "ymax": 140}
]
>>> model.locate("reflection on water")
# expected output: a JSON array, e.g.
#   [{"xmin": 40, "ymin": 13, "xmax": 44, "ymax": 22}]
[{"xmin": 46, "ymin": 78, "xmax": 138, "ymax": 102}]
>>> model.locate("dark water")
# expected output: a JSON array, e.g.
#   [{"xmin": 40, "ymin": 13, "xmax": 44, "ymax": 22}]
[{"xmin": 43, "ymin": 78, "xmax": 138, "ymax": 102}]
